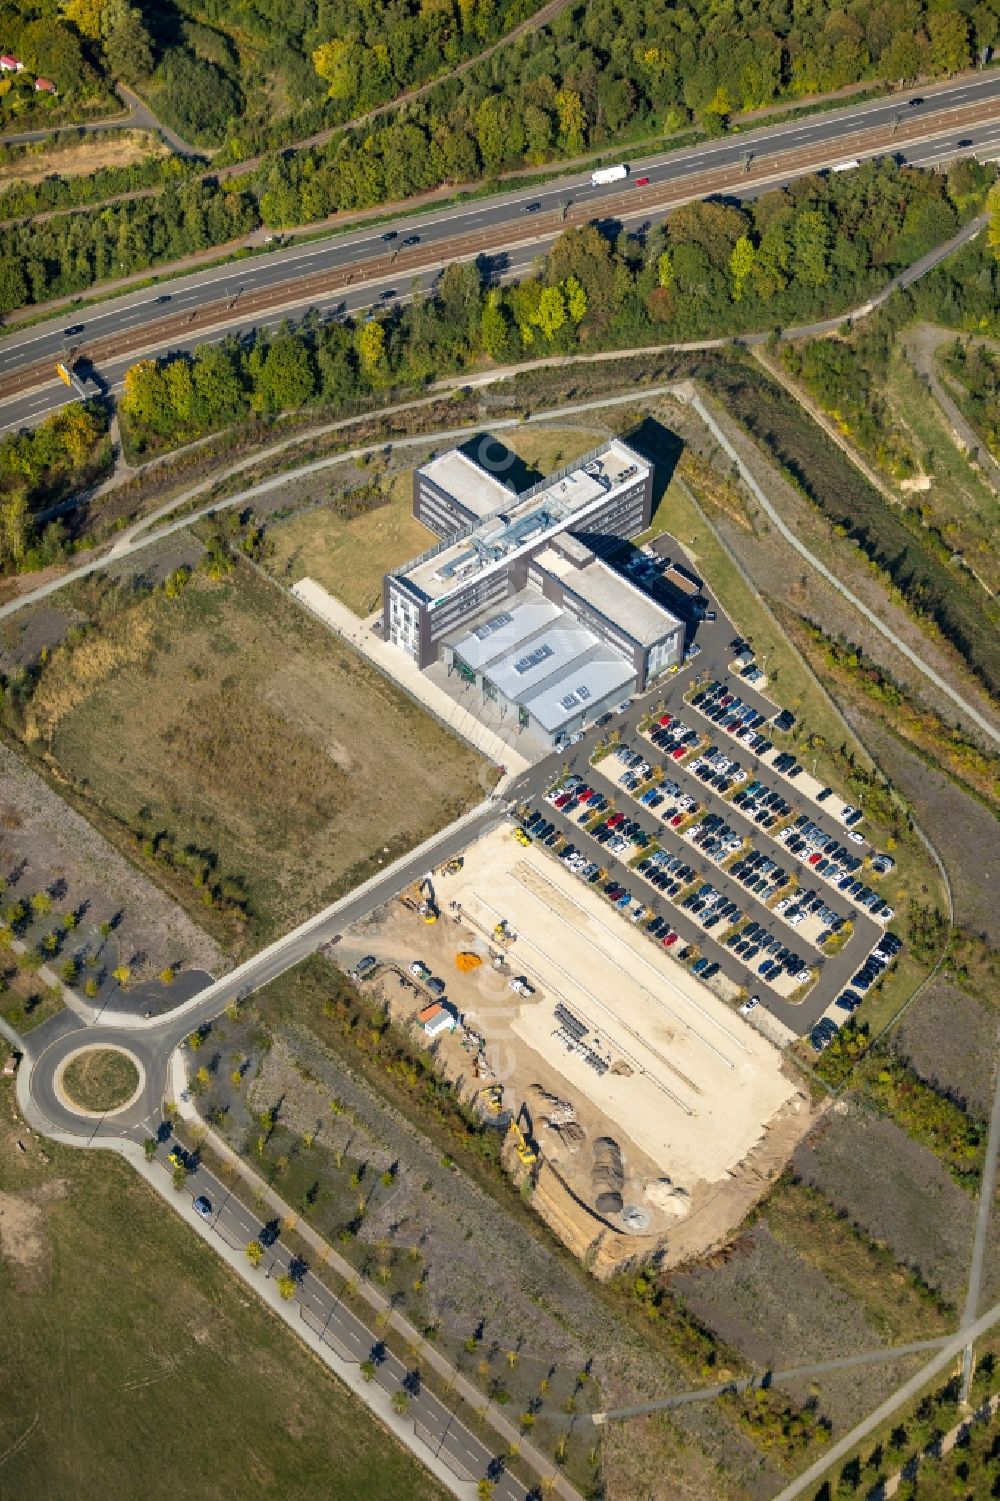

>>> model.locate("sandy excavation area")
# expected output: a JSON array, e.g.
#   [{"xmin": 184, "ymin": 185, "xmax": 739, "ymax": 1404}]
[
  {"xmin": 343, "ymin": 825, "xmax": 807, "ymax": 1249},
  {"xmin": 451, "ymin": 828, "xmax": 799, "ymax": 1185}
]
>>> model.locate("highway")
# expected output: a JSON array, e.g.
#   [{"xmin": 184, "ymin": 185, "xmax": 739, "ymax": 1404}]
[{"xmin": 2, "ymin": 69, "xmax": 1000, "ymax": 435}]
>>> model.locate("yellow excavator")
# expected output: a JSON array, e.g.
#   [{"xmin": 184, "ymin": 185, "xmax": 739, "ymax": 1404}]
[{"xmin": 506, "ymin": 1116, "xmax": 537, "ymax": 1166}]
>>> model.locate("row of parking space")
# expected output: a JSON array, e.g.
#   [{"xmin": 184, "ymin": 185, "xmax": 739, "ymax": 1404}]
[
  {"xmin": 676, "ymin": 689, "xmax": 898, "ymax": 931},
  {"xmin": 810, "ymin": 931, "xmax": 905, "ymax": 1052},
  {"xmin": 519, "ymin": 802, "xmax": 724, "ymax": 985},
  {"xmin": 688, "ymin": 680, "xmax": 864, "ymax": 830},
  {"xmin": 779, "ymin": 815, "xmax": 895, "ymax": 925},
  {"xmin": 544, "ymin": 756, "xmax": 817, "ymax": 1002},
  {"xmin": 614, "ymin": 728, "xmax": 848, "ymax": 957}
]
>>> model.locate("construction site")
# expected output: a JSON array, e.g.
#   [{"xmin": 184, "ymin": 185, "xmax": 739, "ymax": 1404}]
[{"xmin": 339, "ymin": 827, "xmax": 814, "ymax": 1276}]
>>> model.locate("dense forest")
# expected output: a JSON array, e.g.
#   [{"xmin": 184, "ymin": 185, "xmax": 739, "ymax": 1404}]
[
  {"xmin": 1, "ymin": 0, "xmax": 997, "ymax": 304},
  {"xmin": 0, "ymin": 401, "xmax": 109, "ymax": 572},
  {"xmin": 0, "ymin": 178, "xmax": 258, "ymax": 312},
  {"xmin": 3, "ymin": 0, "xmax": 999, "ymax": 156}
]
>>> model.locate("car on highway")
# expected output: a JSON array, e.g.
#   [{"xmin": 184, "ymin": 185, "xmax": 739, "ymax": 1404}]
[
  {"xmin": 379, "ymin": 288, "xmax": 397, "ymax": 300},
  {"xmin": 63, "ymin": 323, "xmax": 85, "ymax": 336},
  {"xmin": 634, "ymin": 175, "xmax": 650, "ymax": 186},
  {"xmin": 402, "ymin": 234, "xmax": 420, "ymax": 246},
  {"xmin": 524, "ymin": 202, "xmax": 541, "ymax": 213},
  {"xmin": 153, "ymin": 294, "xmax": 171, "ymax": 304},
  {"xmin": 381, "ymin": 230, "xmax": 398, "ymax": 241},
  {"xmin": 193, "ymin": 1196, "xmax": 213, "ymax": 1219}
]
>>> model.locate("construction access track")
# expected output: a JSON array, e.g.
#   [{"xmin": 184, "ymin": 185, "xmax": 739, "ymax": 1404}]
[{"xmin": 3, "ymin": 90, "xmax": 1000, "ymax": 408}]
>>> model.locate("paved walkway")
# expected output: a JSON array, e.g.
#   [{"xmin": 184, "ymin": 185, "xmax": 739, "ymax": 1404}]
[
  {"xmin": 874, "ymin": 1392, "xmax": 1000, "ymax": 1499},
  {"xmin": 771, "ymin": 1297, "xmax": 1000, "ymax": 1500},
  {"xmin": 13, "ymin": 1099, "xmax": 481, "ymax": 1500},
  {"xmin": 0, "ymin": 83, "xmax": 201, "ymax": 157},
  {"xmin": 902, "ymin": 322, "xmax": 1000, "ymax": 497},
  {"xmin": 292, "ymin": 578, "xmax": 533, "ymax": 773},
  {"xmin": 960, "ymin": 1041, "xmax": 1000, "ymax": 1398}
]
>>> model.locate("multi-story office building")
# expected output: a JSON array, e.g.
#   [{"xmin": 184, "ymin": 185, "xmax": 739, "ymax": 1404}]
[{"xmin": 383, "ymin": 437, "xmax": 685, "ymax": 746}]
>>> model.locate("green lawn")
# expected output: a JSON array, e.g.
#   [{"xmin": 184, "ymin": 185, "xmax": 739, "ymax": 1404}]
[
  {"xmin": 0, "ymin": 1079, "xmax": 446, "ymax": 1501},
  {"xmin": 266, "ymin": 472, "xmax": 435, "ymax": 616}
]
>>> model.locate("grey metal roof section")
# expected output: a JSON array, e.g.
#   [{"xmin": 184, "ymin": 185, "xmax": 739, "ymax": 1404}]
[
  {"xmin": 449, "ymin": 593, "xmax": 561, "ymax": 671},
  {"xmin": 420, "ymin": 450, "xmax": 516, "ymax": 517},
  {"xmin": 521, "ymin": 646, "xmax": 635, "ymax": 733},
  {"xmin": 488, "ymin": 622, "xmax": 598, "ymax": 699}
]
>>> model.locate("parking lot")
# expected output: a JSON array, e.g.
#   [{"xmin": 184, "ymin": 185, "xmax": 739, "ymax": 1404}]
[{"xmin": 506, "ymin": 533, "xmax": 905, "ymax": 1041}]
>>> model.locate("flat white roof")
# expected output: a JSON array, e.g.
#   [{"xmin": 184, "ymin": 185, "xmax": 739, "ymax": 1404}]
[
  {"xmin": 420, "ymin": 450, "xmax": 515, "ymax": 519},
  {"xmin": 402, "ymin": 439, "xmax": 649, "ymax": 599},
  {"xmin": 534, "ymin": 546, "xmax": 683, "ymax": 647}
]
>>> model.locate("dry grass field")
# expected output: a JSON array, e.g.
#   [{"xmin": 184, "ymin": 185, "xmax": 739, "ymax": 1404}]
[
  {"xmin": 266, "ymin": 472, "xmax": 434, "ymax": 616},
  {"xmin": 0, "ymin": 1080, "xmax": 446, "ymax": 1501},
  {"xmin": 792, "ymin": 1111, "xmax": 975, "ymax": 1307},
  {"xmin": 17, "ymin": 564, "xmax": 485, "ymax": 951},
  {"xmin": 263, "ymin": 422, "xmax": 612, "ymax": 618}
]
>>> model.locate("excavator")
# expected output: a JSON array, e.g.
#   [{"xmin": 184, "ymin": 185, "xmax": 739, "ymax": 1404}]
[
  {"xmin": 418, "ymin": 873, "xmax": 439, "ymax": 924},
  {"xmin": 506, "ymin": 1106, "xmax": 537, "ymax": 1166}
]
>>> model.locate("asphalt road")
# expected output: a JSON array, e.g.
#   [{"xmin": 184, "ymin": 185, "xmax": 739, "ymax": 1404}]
[
  {"xmin": 24, "ymin": 797, "xmax": 511, "ymax": 1138},
  {"xmin": 3, "ymin": 69, "xmax": 1000, "ymax": 436},
  {"xmin": 156, "ymin": 1145, "xmax": 534, "ymax": 1501}
]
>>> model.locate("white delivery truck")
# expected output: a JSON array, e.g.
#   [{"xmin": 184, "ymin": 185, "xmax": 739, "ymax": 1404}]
[{"xmin": 591, "ymin": 163, "xmax": 628, "ymax": 187}]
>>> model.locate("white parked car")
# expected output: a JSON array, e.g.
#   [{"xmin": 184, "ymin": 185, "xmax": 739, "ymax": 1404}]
[{"xmin": 739, "ymin": 995, "xmax": 760, "ymax": 1016}]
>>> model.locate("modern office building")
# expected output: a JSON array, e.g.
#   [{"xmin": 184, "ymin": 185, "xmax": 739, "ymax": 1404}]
[{"xmin": 383, "ymin": 437, "xmax": 685, "ymax": 746}]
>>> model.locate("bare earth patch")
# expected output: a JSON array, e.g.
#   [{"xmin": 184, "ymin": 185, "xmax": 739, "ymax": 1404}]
[
  {"xmin": 0, "ymin": 130, "xmax": 167, "ymax": 190},
  {"xmin": 0, "ymin": 1177, "xmax": 68, "ymax": 1280}
]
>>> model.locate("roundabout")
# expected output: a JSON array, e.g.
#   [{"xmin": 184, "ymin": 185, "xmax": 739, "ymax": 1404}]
[{"xmin": 55, "ymin": 1045, "xmax": 145, "ymax": 1118}]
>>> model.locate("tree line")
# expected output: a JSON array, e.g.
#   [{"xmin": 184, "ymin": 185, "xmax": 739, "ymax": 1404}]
[
  {"xmin": 0, "ymin": 178, "xmax": 258, "ymax": 313},
  {"xmin": 0, "ymin": 401, "xmax": 109, "ymax": 573},
  {"xmin": 251, "ymin": 0, "xmax": 998, "ymax": 229},
  {"xmin": 940, "ymin": 337, "xmax": 1000, "ymax": 462},
  {"xmin": 1, "ymin": 0, "xmax": 997, "ymax": 305},
  {"xmin": 118, "ymin": 157, "xmax": 991, "ymax": 456},
  {"xmin": 0, "ymin": 131, "xmax": 192, "ymax": 222}
]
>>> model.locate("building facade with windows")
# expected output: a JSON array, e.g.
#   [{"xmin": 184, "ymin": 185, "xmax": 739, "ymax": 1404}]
[{"xmin": 383, "ymin": 437, "xmax": 685, "ymax": 746}]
